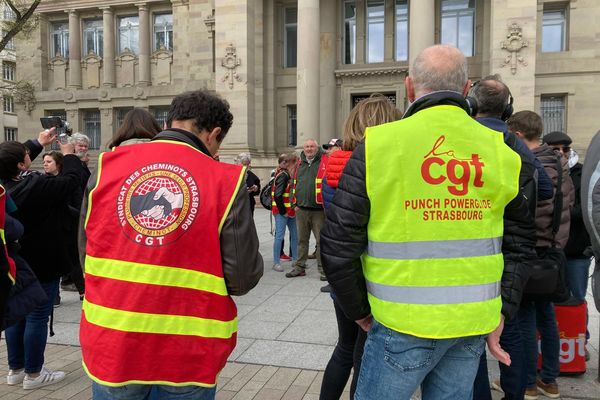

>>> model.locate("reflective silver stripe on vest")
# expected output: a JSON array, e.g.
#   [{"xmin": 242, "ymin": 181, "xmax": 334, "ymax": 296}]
[
  {"xmin": 367, "ymin": 281, "xmax": 501, "ymax": 305},
  {"xmin": 367, "ymin": 237, "xmax": 502, "ymax": 260}
]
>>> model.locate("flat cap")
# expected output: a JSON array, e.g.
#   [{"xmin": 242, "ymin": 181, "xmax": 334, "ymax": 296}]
[{"xmin": 542, "ymin": 131, "xmax": 572, "ymax": 145}]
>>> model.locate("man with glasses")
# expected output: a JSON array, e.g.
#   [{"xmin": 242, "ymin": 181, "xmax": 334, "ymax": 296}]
[{"xmin": 543, "ymin": 131, "xmax": 593, "ymax": 360}]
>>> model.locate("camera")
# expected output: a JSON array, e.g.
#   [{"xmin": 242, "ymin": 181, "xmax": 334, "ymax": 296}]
[{"xmin": 40, "ymin": 116, "xmax": 72, "ymax": 144}]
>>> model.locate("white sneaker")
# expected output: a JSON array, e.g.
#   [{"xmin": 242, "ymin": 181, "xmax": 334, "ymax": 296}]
[
  {"xmin": 272, "ymin": 264, "xmax": 284, "ymax": 272},
  {"xmin": 22, "ymin": 367, "xmax": 66, "ymax": 390},
  {"xmin": 6, "ymin": 369, "xmax": 25, "ymax": 385}
]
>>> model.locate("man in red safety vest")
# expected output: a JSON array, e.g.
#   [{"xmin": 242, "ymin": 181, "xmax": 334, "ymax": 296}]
[{"xmin": 79, "ymin": 90, "xmax": 263, "ymax": 400}]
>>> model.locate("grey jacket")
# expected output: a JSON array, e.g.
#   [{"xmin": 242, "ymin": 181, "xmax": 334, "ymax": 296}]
[{"xmin": 78, "ymin": 129, "xmax": 263, "ymax": 296}]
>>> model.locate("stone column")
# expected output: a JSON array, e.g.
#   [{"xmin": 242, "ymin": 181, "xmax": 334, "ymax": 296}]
[
  {"xmin": 408, "ymin": 0, "xmax": 435, "ymax": 69},
  {"xmin": 137, "ymin": 3, "xmax": 151, "ymax": 86},
  {"xmin": 215, "ymin": 1, "xmax": 255, "ymax": 150},
  {"xmin": 297, "ymin": 0, "xmax": 320, "ymax": 145},
  {"xmin": 489, "ymin": 0, "xmax": 537, "ymax": 111},
  {"xmin": 67, "ymin": 9, "xmax": 82, "ymax": 89},
  {"xmin": 100, "ymin": 7, "xmax": 115, "ymax": 87},
  {"xmin": 319, "ymin": 0, "xmax": 335, "ymax": 144}
]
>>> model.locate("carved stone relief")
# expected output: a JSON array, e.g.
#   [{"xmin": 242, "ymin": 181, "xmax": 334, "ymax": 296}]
[
  {"xmin": 47, "ymin": 56, "xmax": 68, "ymax": 90},
  {"xmin": 116, "ymin": 49, "xmax": 137, "ymax": 88},
  {"xmin": 151, "ymin": 46, "xmax": 173, "ymax": 86},
  {"xmin": 82, "ymin": 52, "xmax": 102, "ymax": 89},
  {"xmin": 500, "ymin": 23, "xmax": 529, "ymax": 75},
  {"xmin": 221, "ymin": 43, "xmax": 242, "ymax": 89}
]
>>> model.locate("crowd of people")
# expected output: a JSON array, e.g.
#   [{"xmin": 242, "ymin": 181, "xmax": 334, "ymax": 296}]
[{"xmin": 0, "ymin": 44, "xmax": 598, "ymax": 400}]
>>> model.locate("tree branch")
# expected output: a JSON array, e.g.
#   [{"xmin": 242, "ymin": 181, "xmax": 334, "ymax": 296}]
[
  {"xmin": 0, "ymin": 0, "xmax": 41, "ymax": 52},
  {"xmin": 5, "ymin": 0, "xmax": 22, "ymax": 21}
]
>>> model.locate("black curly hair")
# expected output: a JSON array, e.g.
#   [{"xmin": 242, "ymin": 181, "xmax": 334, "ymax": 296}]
[
  {"xmin": 0, "ymin": 141, "xmax": 27, "ymax": 180},
  {"xmin": 166, "ymin": 91, "xmax": 234, "ymax": 142}
]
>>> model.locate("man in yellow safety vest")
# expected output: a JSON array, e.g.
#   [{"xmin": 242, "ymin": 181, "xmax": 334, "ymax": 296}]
[{"xmin": 321, "ymin": 45, "xmax": 531, "ymax": 400}]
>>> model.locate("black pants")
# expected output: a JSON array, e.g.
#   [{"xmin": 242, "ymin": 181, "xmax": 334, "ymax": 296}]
[{"xmin": 320, "ymin": 298, "xmax": 367, "ymax": 400}]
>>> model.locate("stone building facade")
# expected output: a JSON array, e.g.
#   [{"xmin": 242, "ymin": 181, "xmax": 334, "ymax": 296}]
[
  {"xmin": 1, "ymin": 1, "xmax": 18, "ymax": 143},
  {"xmin": 15, "ymin": 0, "xmax": 600, "ymax": 179}
]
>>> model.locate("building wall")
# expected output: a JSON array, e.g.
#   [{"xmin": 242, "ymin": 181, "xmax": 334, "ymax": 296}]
[
  {"xmin": 1, "ymin": 2, "xmax": 18, "ymax": 142},
  {"xmin": 15, "ymin": 0, "xmax": 600, "ymax": 182}
]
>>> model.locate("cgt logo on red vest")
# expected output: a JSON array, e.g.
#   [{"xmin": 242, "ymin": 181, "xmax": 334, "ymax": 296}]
[
  {"xmin": 116, "ymin": 163, "xmax": 199, "ymax": 246},
  {"xmin": 421, "ymin": 135, "xmax": 484, "ymax": 196}
]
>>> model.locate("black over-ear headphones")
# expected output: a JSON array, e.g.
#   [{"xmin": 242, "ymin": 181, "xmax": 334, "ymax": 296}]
[{"xmin": 467, "ymin": 79, "xmax": 514, "ymax": 121}]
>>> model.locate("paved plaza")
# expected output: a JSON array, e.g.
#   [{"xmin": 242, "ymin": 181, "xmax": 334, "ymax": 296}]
[{"xmin": 1, "ymin": 208, "xmax": 599, "ymax": 399}]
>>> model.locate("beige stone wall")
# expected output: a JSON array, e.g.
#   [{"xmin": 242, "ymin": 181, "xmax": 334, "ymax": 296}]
[{"xmin": 13, "ymin": 0, "xmax": 600, "ymax": 177}]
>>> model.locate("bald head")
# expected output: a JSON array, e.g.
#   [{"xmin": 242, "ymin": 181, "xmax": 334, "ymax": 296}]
[
  {"xmin": 470, "ymin": 76, "xmax": 511, "ymax": 118},
  {"xmin": 407, "ymin": 45, "xmax": 469, "ymax": 100}
]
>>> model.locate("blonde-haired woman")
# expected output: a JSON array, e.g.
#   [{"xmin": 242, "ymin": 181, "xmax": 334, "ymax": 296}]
[{"xmin": 320, "ymin": 94, "xmax": 400, "ymax": 400}]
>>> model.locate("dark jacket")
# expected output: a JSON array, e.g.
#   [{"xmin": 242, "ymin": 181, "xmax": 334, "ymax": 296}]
[
  {"xmin": 564, "ymin": 163, "xmax": 591, "ymax": 257},
  {"xmin": 581, "ymin": 130, "xmax": 600, "ymax": 312},
  {"xmin": 321, "ymin": 93, "xmax": 534, "ymax": 321},
  {"xmin": 4, "ymin": 141, "xmax": 85, "ymax": 282},
  {"xmin": 2, "ymin": 215, "xmax": 48, "ymax": 331},
  {"xmin": 273, "ymin": 170, "xmax": 291, "ymax": 215},
  {"xmin": 294, "ymin": 150, "xmax": 324, "ymax": 209},
  {"xmin": 246, "ymin": 170, "xmax": 261, "ymax": 212},
  {"xmin": 533, "ymin": 145, "xmax": 575, "ymax": 248},
  {"xmin": 477, "ymin": 117, "xmax": 553, "ymax": 202},
  {"xmin": 78, "ymin": 128, "xmax": 263, "ymax": 296}
]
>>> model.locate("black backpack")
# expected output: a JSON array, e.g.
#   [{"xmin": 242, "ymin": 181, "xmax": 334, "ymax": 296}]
[{"xmin": 259, "ymin": 178, "xmax": 274, "ymax": 210}]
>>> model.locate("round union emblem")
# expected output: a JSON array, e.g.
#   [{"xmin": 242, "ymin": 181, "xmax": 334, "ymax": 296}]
[{"xmin": 116, "ymin": 164, "xmax": 200, "ymax": 246}]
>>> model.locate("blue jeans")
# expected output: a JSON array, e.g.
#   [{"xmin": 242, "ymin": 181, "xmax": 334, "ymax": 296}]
[
  {"xmin": 273, "ymin": 214, "xmax": 297, "ymax": 265},
  {"xmin": 5, "ymin": 279, "xmax": 59, "ymax": 373},
  {"xmin": 92, "ymin": 382, "xmax": 216, "ymax": 400},
  {"xmin": 566, "ymin": 257, "xmax": 591, "ymax": 301},
  {"xmin": 518, "ymin": 301, "xmax": 560, "ymax": 387},
  {"xmin": 355, "ymin": 320, "xmax": 485, "ymax": 400},
  {"xmin": 473, "ymin": 316, "xmax": 526, "ymax": 400}
]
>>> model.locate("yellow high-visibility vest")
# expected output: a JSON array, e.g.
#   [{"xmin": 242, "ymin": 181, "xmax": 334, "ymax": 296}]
[{"xmin": 364, "ymin": 105, "xmax": 521, "ymax": 339}]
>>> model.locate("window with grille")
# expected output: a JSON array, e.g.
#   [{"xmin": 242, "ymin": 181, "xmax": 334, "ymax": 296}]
[
  {"xmin": 151, "ymin": 107, "xmax": 169, "ymax": 129},
  {"xmin": 3, "ymin": 95, "xmax": 14, "ymax": 113},
  {"xmin": 154, "ymin": 13, "xmax": 173, "ymax": 51},
  {"xmin": 114, "ymin": 107, "xmax": 134, "ymax": 131},
  {"xmin": 83, "ymin": 19, "xmax": 103, "ymax": 57},
  {"xmin": 2, "ymin": 30, "xmax": 14, "ymax": 50},
  {"xmin": 82, "ymin": 110, "xmax": 101, "ymax": 150},
  {"xmin": 3, "ymin": 61, "xmax": 15, "ymax": 81},
  {"xmin": 119, "ymin": 16, "xmax": 139, "ymax": 54},
  {"xmin": 4, "ymin": 127, "xmax": 16, "ymax": 141},
  {"xmin": 51, "ymin": 22, "xmax": 69, "ymax": 58},
  {"xmin": 541, "ymin": 95, "xmax": 566, "ymax": 135},
  {"xmin": 440, "ymin": 0, "xmax": 475, "ymax": 57},
  {"xmin": 3, "ymin": 3, "xmax": 15, "ymax": 21},
  {"xmin": 287, "ymin": 105, "xmax": 297, "ymax": 147},
  {"xmin": 542, "ymin": 5, "xmax": 568, "ymax": 52},
  {"xmin": 283, "ymin": 7, "xmax": 297, "ymax": 68}
]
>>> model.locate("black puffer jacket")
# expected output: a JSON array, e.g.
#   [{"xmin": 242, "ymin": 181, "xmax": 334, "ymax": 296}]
[{"xmin": 321, "ymin": 94, "xmax": 535, "ymax": 321}]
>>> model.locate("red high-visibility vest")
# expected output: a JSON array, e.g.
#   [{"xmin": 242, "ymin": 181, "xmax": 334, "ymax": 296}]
[
  {"xmin": 271, "ymin": 170, "xmax": 295, "ymax": 217},
  {"xmin": 293, "ymin": 155, "xmax": 328, "ymax": 205},
  {"xmin": 0, "ymin": 185, "xmax": 16, "ymax": 284},
  {"xmin": 81, "ymin": 140, "xmax": 245, "ymax": 387}
]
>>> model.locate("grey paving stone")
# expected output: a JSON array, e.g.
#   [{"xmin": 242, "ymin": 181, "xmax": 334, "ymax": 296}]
[
  {"xmin": 276, "ymin": 279, "xmax": 327, "ymax": 298},
  {"xmin": 238, "ymin": 318, "xmax": 290, "ymax": 340},
  {"xmin": 47, "ymin": 322, "xmax": 81, "ymax": 346},
  {"xmin": 306, "ymin": 294, "xmax": 335, "ymax": 312},
  {"xmin": 237, "ymin": 340, "xmax": 333, "ymax": 370},
  {"xmin": 221, "ymin": 364, "xmax": 262, "ymax": 392},
  {"xmin": 228, "ymin": 338, "xmax": 255, "ymax": 361},
  {"xmin": 277, "ymin": 310, "xmax": 338, "ymax": 346},
  {"xmin": 236, "ymin": 304, "xmax": 257, "ymax": 319},
  {"xmin": 245, "ymin": 295, "xmax": 314, "ymax": 324}
]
